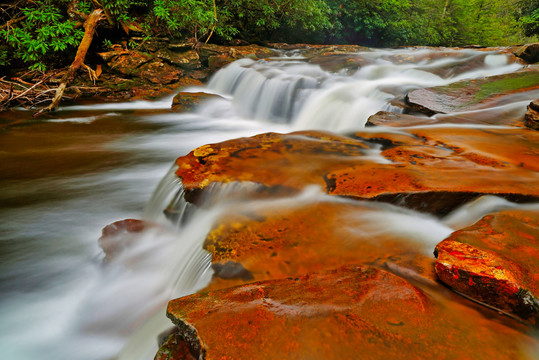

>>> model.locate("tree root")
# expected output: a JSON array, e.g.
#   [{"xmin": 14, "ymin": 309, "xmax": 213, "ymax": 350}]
[{"xmin": 34, "ymin": 8, "xmax": 105, "ymax": 117}]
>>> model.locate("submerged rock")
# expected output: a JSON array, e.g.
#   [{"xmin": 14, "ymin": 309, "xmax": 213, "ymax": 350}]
[
  {"xmin": 434, "ymin": 209, "xmax": 539, "ymax": 323},
  {"xmin": 175, "ymin": 128, "xmax": 539, "ymax": 214},
  {"xmin": 164, "ymin": 265, "xmax": 536, "ymax": 360},
  {"xmin": 406, "ymin": 69, "xmax": 539, "ymax": 115}
]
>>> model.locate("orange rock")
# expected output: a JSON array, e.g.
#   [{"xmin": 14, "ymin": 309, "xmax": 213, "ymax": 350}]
[
  {"xmin": 434, "ymin": 209, "xmax": 539, "ymax": 322},
  {"xmin": 175, "ymin": 128, "xmax": 539, "ymax": 214},
  {"xmin": 165, "ymin": 265, "xmax": 537, "ymax": 360},
  {"xmin": 202, "ymin": 199, "xmax": 440, "ymax": 291}
]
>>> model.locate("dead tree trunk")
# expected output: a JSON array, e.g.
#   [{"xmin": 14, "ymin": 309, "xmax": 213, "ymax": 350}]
[{"xmin": 34, "ymin": 8, "xmax": 104, "ymax": 116}]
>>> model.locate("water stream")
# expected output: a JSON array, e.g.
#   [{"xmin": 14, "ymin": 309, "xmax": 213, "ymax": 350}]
[{"xmin": 0, "ymin": 47, "xmax": 537, "ymax": 359}]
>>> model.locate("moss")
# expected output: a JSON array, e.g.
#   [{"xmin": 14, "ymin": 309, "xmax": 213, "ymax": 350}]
[{"xmin": 473, "ymin": 71, "xmax": 539, "ymax": 102}]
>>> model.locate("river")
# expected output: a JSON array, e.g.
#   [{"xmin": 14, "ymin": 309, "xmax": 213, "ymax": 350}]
[{"xmin": 0, "ymin": 47, "xmax": 537, "ymax": 359}]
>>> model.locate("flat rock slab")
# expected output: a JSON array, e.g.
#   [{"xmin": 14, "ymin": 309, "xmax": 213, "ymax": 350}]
[
  {"xmin": 175, "ymin": 128, "xmax": 539, "ymax": 214},
  {"xmin": 165, "ymin": 265, "xmax": 537, "ymax": 360},
  {"xmin": 406, "ymin": 69, "xmax": 539, "ymax": 115},
  {"xmin": 435, "ymin": 209, "xmax": 539, "ymax": 323},
  {"xmin": 203, "ymin": 199, "xmax": 439, "ymax": 291}
]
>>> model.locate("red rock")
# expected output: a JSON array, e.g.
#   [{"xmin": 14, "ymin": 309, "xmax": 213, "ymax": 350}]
[
  {"xmin": 202, "ymin": 199, "xmax": 439, "ymax": 292},
  {"xmin": 155, "ymin": 332, "xmax": 196, "ymax": 360},
  {"xmin": 434, "ymin": 209, "xmax": 539, "ymax": 322},
  {"xmin": 175, "ymin": 128, "xmax": 539, "ymax": 214},
  {"xmin": 99, "ymin": 219, "xmax": 154, "ymax": 261},
  {"xmin": 165, "ymin": 265, "xmax": 537, "ymax": 360}
]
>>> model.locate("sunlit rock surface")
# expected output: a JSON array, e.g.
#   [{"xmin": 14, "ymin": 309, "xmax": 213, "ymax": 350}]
[
  {"xmin": 435, "ymin": 209, "xmax": 539, "ymax": 323},
  {"xmin": 175, "ymin": 128, "xmax": 538, "ymax": 214},
  {"xmin": 164, "ymin": 265, "xmax": 536, "ymax": 360},
  {"xmin": 202, "ymin": 199, "xmax": 440, "ymax": 292},
  {"xmin": 514, "ymin": 43, "xmax": 539, "ymax": 64},
  {"xmin": 406, "ymin": 69, "xmax": 539, "ymax": 115}
]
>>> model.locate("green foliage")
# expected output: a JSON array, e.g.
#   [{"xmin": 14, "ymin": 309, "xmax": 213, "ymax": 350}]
[
  {"xmin": 0, "ymin": 0, "xmax": 83, "ymax": 72},
  {"xmin": 517, "ymin": 0, "xmax": 539, "ymax": 36}
]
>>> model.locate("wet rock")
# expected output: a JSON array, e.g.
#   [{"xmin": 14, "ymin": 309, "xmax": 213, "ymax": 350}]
[
  {"xmin": 406, "ymin": 69, "xmax": 539, "ymax": 115},
  {"xmin": 202, "ymin": 199, "xmax": 440, "ymax": 291},
  {"xmin": 514, "ymin": 43, "xmax": 539, "ymax": 64},
  {"xmin": 155, "ymin": 331, "xmax": 196, "ymax": 360},
  {"xmin": 367, "ymin": 109, "xmax": 531, "ymax": 128},
  {"xmin": 434, "ymin": 209, "xmax": 539, "ymax": 323},
  {"xmin": 171, "ymin": 92, "xmax": 222, "ymax": 112},
  {"xmin": 175, "ymin": 128, "xmax": 539, "ymax": 214},
  {"xmin": 166, "ymin": 265, "xmax": 536, "ymax": 360},
  {"xmin": 98, "ymin": 219, "xmax": 154, "ymax": 261},
  {"xmin": 525, "ymin": 99, "xmax": 539, "ymax": 130}
]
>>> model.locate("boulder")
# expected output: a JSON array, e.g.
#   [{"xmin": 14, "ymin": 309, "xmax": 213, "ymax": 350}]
[
  {"xmin": 514, "ymin": 43, "xmax": 539, "ymax": 64},
  {"xmin": 434, "ymin": 209, "xmax": 539, "ymax": 323},
  {"xmin": 175, "ymin": 128, "xmax": 539, "ymax": 214},
  {"xmin": 99, "ymin": 219, "xmax": 154, "ymax": 261},
  {"xmin": 98, "ymin": 50, "xmax": 183, "ymax": 84},
  {"xmin": 155, "ymin": 49, "xmax": 202, "ymax": 70},
  {"xmin": 406, "ymin": 69, "xmax": 539, "ymax": 115},
  {"xmin": 163, "ymin": 265, "xmax": 537, "ymax": 360},
  {"xmin": 171, "ymin": 92, "xmax": 222, "ymax": 112},
  {"xmin": 525, "ymin": 99, "xmax": 539, "ymax": 130}
]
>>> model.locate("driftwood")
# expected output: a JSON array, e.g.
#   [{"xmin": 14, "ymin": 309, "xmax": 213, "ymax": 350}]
[{"xmin": 34, "ymin": 8, "xmax": 105, "ymax": 116}]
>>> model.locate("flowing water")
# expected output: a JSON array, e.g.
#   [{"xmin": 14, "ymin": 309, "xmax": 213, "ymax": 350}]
[{"xmin": 0, "ymin": 47, "xmax": 537, "ymax": 359}]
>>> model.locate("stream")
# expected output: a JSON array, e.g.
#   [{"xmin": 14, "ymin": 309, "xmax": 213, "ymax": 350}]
[{"xmin": 0, "ymin": 47, "xmax": 537, "ymax": 359}]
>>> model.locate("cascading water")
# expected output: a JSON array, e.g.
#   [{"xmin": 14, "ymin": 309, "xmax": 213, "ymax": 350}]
[{"xmin": 0, "ymin": 47, "xmax": 537, "ymax": 360}]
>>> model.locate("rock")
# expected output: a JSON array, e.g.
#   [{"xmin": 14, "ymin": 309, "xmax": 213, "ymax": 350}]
[
  {"xmin": 175, "ymin": 128, "xmax": 539, "ymax": 214},
  {"xmin": 202, "ymin": 199, "xmax": 440, "ymax": 292},
  {"xmin": 525, "ymin": 99, "xmax": 539, "ymax": 130},
  {"xmin": 156, "ymin": 49, "xmax": 202, "ymax": 70},
  {"xmin": 98, "ymin": 219, "xmax": 154, "ymax": 261},
  {"xmin": 155, "ymin": 331, "xmax": 196, "ymax": 360},
  {"xmin": 406, "ymin": 69, "xmax": 539, "ymax": 115},
  {"xmin": 514, "ymin": 43, "xmax": 539, "ymax": 64},
  {"xmin": 165, "ymin": 265, "xmax": 536, "ymax": 360},
  {"xmin": 197, "ymin": 44, "xmax": 278, "ymax": 69},
  {"xmin": 98, "ymin": 49, "xmax": 182, "ymax": 84},
  {"xmin": 138, "ymin": 61, "xmax": 183, "ymax": 84},
  {"xmin": 434, "ymin": 209, "xmax": 539, "ymax": 323},
  {"xmin": 367, "ymin": 109, "xmax": 532, "ymax": 128},
  {"xmin": 171, "ymin": 92, "xmax": 222, "ymax": 112}
]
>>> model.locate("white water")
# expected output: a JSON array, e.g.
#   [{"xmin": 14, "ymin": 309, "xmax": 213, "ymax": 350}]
[{"xmin": 1, "ymin": 47, "xmax": 537, "ymax": 360}]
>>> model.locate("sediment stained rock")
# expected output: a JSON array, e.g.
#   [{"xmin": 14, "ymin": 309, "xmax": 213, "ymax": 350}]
[
  {"xmin": 175, "ymin": 128, "xmax": 539, "ymax": 214},
  {"xmin": 434, "ymin": 209, "xmax": 539, "ymax": 323},
  {"xmin": 164, "ymin": 265, "xmax": 537, "ymax": 360}
]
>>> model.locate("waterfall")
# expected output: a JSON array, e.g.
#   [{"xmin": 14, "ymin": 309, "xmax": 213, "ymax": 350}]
[{"xmin": 1, "ymin": 46, "xmax": 537, "ymax": 360}]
